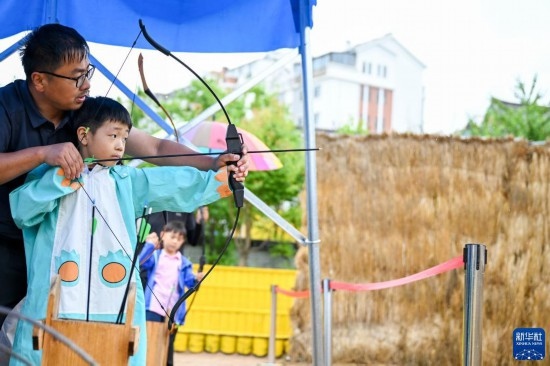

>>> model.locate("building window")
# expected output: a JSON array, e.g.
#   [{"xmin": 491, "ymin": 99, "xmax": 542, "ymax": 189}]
[
  {"xmin": 376, "ymin": 89, "xmax": 385, "ymax": 133},
  {"xmin": 363, "ymin": 62, "xmax": 372, "ymax": 75},
  {"xmin": 330, "ymin": 52, "xmax": 355, "ymax": 66},
  {"xmin": 371, "ymin": 89, "xmax": 378, "ymax": 103},
  {"xmin": 360, "ymin": 85, "xmax": 369, "ymax": 125},
  {"xmin": 376, "ymin": 64, "xmax": 388, "ymax": 78}
]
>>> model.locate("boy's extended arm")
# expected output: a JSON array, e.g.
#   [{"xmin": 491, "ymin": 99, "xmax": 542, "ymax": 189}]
[
  {"xmin": 9, "ymin": 165, "xmax": 80, "ymax": 228},
  {"xmin": 125, "ymin": 128, "xmax": 248, "ymax": 181},
  {"xmin": 129, "ymin": 166, "xmax": 232, "ymax": 216}
]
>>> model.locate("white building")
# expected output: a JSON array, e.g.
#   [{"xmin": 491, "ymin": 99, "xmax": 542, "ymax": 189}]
[{"xmin": 221, "ymin": 34, "xmax": 425, "ymax": 133}]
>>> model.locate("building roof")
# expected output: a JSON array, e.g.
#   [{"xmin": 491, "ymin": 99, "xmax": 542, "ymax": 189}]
[{"xmin": 348, "ymin": 33, "xmax": 426, "ymax": 69}]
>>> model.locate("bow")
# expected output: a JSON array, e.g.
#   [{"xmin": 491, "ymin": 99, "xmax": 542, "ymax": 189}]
[
  {"xmin": 137, "ymin": 19, "xmax": 244, "ymax": 329},
  {"xmin": 72, "ymin": 20, "xmax": 242, "ymax": 328},
  {"xmin": 89, "ymin": 19, "xmax": 316, "ymax": 329}
]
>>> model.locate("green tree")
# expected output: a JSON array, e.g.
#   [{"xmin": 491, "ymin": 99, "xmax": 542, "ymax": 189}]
[
  {"xmin": 129, "ymin": 81, "xmax": 305, "ymax": 267},
  {"xmin": 235, "ymin": 94, "xmax": 305, "ymax": 266},
  {"xmin": 206, "ymin": 89, "xmax": 305, "ymax": 267},
  {"xmin": 337, "ymin": 117, "xmax": 370, "ymax": 135},
  {"xmin": 463, "ymin": 76, "xmax": 550, "ymax": 141},
  {"xmin": 121, "ymin": 77, "xmax": 232, "ymax": 135}
]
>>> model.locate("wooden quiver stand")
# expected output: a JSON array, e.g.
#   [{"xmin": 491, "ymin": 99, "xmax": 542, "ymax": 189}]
[
  {"xmin": 145, "ymin": 316, "xmax": 172, "ymax": 366},
  {"xmin": 33, "ymin": 276, "xmax": 140, "ymax": 365}
]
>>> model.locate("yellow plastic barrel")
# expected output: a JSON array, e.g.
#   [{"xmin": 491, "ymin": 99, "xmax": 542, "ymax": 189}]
[
  {"xmin": 275, "ymin": 339, "xmax": 285, "ymax": 357},
  {"xmin": 220, "ymin": 335, "xmax": 236, "ymax": 354},
  {"xmin": 236, "ymin": 336, "xmax": 252, "ymax": 355},
  {"xmin": 188, "ymin": 333, "xmax": 205, "ymax": 353},
  {"xmin": 252, "ymin": 337, "xmax": 268, "ymax": 357},
  {"xmin": 173, "ymin": 332, "xmax": 188, "ymax": 352},
  {"xmin": 205, "ymin": 334, "xmax": 220, "ymax": 353}
]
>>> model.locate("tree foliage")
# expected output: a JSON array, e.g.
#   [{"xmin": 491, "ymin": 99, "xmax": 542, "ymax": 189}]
[
  {"xmin": 128, "ymin": 80, "xmax": 305, "ymax": 267},
  {"xmin": 463, "ymin": 76, "xmax": 550, "ymax": 141},
  {"xmin": 337, "ymin": 118, "xmax": 370, "ymax": 135},
  {"xmin": 205, "ymin": 87, "xmax": 305, "ymax": 267}
]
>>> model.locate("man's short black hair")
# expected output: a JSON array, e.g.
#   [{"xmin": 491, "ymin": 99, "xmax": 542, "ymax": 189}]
[{"xmin": 20, "ymin": 23, "xmax": 89, "ymax": 79}]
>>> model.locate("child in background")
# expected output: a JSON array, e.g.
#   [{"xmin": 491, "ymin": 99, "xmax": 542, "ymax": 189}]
[
  {"xmin": 8, "ymin": 97, "xmax": 234, "ymax": 365},
  {"xmin": 139, "ymin": 220, "xmax": 203, "ymax": 366}
]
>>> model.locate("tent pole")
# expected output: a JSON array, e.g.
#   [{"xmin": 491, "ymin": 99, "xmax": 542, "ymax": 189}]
[
  {"xmin": 0, "ymin": 37, "xmax": 25, "ymax": 63},
  {"xmin": 44, "ymin": 0, "xmax": 59, "ymax": 24},
  {"xmin": 299, "ymin": 1, "xmax": 325, "ymax": 365}
]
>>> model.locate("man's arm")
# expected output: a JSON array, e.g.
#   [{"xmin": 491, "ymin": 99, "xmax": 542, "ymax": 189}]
[
  {"xmin": 126, "ymin": 128, "xmax": 249, "ymax": 181},
  {"xmin": 0, "ymin": 143, "xmax": 84, "ymax": 184}
]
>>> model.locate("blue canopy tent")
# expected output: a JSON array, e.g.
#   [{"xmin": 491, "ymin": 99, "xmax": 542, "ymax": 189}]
[
  {"xmin": 1, "ymin": 0, "xmax": 309, "ymax": 52},
  {"xmin": 0, "ymin": 0, "xmax": 324, "ymax": 364}
]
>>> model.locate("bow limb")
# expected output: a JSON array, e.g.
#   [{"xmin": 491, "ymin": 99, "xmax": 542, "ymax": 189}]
[
  {"xmin": 197, "ymin": 207, "xmax": 207, "ymax": 272},
  {"xmin": 138, "ymin": 19, "xmax": 244, "ymax": 329},
  {"xmin": 138, "ymin": 53, "xmax": 180, "ymax": 142}
]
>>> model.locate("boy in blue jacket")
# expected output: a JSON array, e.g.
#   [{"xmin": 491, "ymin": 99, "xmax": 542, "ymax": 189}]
[{"xmin": 139, "ymin": 220, "xmax": 201, "ymax": 365}]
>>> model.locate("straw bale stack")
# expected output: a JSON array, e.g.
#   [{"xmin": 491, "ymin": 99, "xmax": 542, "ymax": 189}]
[{"xmin": 289, "ymin": 133, "xmax": 550, "ymax": 365}]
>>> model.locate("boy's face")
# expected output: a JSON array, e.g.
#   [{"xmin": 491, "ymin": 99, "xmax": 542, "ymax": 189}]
[
  {"xmin": 161, "ymin": 230, "xmax": 185, "ymax": 254},
  {"xmin": 80, "ymin": 120, "xmax": 129, "ymax": 167}
]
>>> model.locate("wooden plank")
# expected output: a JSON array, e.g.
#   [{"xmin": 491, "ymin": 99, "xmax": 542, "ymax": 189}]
[
  {"xmin": 145, "ymin": 319, "xmax": 170, "ymax": 366},
  {"xmin": 38, "ymin": 277, "xmax": 139, "ymax": 366}
]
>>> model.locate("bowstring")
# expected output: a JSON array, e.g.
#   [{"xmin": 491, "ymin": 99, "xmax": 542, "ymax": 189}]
[
  {"xmin": 85, "ymin": 28, "xmax": 177, "ymax": 322},
  {"xmin": 76, "ymin": 177, "xmax": 173, "ymax": 322}
]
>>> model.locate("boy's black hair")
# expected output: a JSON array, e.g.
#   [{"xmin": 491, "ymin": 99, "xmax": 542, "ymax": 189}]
[
  {"xmin": 20, "ymin": 23, "xmax": 89, "ymax": 79},
  {"xmin": 163, "ymin": 220, "xmax": 187, "ymax": 237},
  {"xmin": 73, "ymin": 96, "xmax": 133, "ymax": 134}
]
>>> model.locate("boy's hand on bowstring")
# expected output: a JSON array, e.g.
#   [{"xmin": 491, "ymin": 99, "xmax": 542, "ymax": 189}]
[{"xmin": 44, "ymin": 143, "xmax": 85, "ymax": 180}]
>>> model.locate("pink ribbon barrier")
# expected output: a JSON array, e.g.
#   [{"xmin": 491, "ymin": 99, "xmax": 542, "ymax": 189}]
[
  {"xmin": 274, "ymin": 255, "xmax": 464, "ymax": 297},
  {"xmin": 330, "ymin": 255, "xmax": 463, "ymax": 292},
  {"xmin": 275, "ymin": 286, "xmax": 310, "ymax": 298}
]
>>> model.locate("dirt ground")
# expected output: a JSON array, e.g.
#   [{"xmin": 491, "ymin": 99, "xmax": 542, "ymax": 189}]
[{"xmin": 174, "ymin": 351, "xmax": 304, "ymax": 366}]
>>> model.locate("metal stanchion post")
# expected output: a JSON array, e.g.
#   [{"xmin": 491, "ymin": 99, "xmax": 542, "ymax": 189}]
[
  {"xmin": 322, "ymin": 279, "xmax": 332, "ymax": 366},
  {"xmin": 261, "ymin": 285, "xmax": 279, "ymax": 366},
  {"xmin": 462, "ymin": 243, "xmax": 487, "ymax": 366}
]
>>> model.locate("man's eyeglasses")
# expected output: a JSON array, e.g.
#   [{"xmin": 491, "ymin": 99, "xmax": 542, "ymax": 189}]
[{"xmin": 37, "ymin": 64, "xmax": 96, "ymax": 88}]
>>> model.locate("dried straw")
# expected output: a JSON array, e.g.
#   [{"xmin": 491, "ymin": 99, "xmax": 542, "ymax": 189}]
[{"xmin": 289, "ymin": 133, "xmax": 550, "ymax": 365}]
